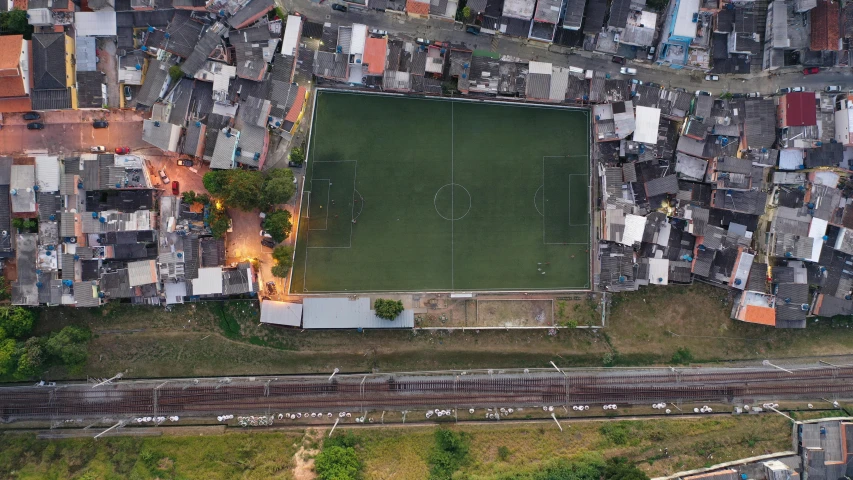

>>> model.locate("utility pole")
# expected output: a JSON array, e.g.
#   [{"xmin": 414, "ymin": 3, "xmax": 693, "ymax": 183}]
[
  {"xmin": 763, "ymin": 360, "xmax": 794, "ymax": 374},
  {"xmin": 94, "ymin": 420, "xmax": 124, "ymax": 439},
  {"xmin": 92, "ymin": 373, "xmax": 123, "ymax": 388},
  {"xmin": 329, "ymin": 368, "xmax": 339, "ymax": 382}
]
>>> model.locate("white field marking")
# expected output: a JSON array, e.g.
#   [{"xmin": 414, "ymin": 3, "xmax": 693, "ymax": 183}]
[
  {"xmin": 434, "ymin": 184, "xmax": 472, "ymax": 221},
  {"xmin": 308, "ymin": 179, "xmax": 331, "ymax": 231}
]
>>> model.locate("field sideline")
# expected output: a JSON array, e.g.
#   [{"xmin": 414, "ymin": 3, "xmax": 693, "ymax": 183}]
[{"xmin": 291, "ymin": 90, "xmax": 591, "ymax": 294}]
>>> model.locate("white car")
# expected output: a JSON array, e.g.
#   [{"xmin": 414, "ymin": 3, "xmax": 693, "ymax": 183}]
[
  {"xmin": 620, "ymin": 67, "xmax": 637, "ymax": 75},
  {"xmin": 90, "ymin": 146, "xmax": 105, "ymax": 153},
  {"xmin": 158, "ymin": 169, "xmax": 170, "ymax": 184},
  {"xmin": 746, "ymin": 92, "xmax": 762, "ymax": 98},
  {"xmin": 260, "ymin": 230, "xmax": 272, "ymax": 238},
  {"xmin": 826, "ymin": 85, "xmax": 842, "ymax": 93},
  {"xmin": 705, "ymin": 74, "xmax": 719, "ymax": 81}
]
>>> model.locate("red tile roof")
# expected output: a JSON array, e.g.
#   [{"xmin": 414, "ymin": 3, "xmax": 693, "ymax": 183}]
[
  {"xmin": 12, "ymin": 0, "xmax": 27, "ymax": 9},
  {"xmin": 406, "ymin": 0, "xmax": 430, "ymax": 16},
  {"xmin": 0, "ymin": 96, "xmax": 32, "ymax": 113},
  {"xmin": 0, "ymin": 35, "xmax": 23, "ymax": 73},
  {"xmin": 284, "ymin": 86, "xmax": 307, "ymax": 124},
  {"xmin": 783, "ymin": 92, "xmax": 817, "ymax": 127},
  {"xmin": 811, "ymin": 0, "xmax": 841, "ymax": 51},
  {"xmin": 742, "ymin": 305, "xmax": 776, "ymax": 326},
  {"xmin": 363, "ymin": 37, "xmax": 387, "ymax": 75}
]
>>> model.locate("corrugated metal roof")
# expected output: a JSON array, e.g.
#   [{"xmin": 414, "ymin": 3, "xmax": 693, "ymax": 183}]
[
  {"xmin": 260, "ymin": 300, "xmax": 303, "ymax": 326},
  {"xmin": 303, "ymin": 297, "xmax": 414, "ymax": 329},
  {"xmin": 127, "ymin": 260, "xmax": 158, "ymax": 287}
]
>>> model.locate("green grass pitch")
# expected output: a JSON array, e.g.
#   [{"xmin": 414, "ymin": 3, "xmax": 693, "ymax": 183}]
[{"xmin": 290, "ymin": 90, "xmax": 591, "ymax": 293}]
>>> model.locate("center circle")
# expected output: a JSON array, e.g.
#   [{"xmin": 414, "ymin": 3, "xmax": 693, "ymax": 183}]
[{"xmin": 434, "ymin": 183, "xmax": 472, "ymax": 221}]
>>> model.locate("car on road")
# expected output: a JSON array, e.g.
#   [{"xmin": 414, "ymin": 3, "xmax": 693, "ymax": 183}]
[
  {"xmin": 260, "ymin": 230, "xmax": 272, "ymax": 238},
  {"xmin": 93, "ymin": 120, "xmax": 109, "ymax": 128},
  {"xmin": 778, "ymin": 86, "xmax": 805, "ymax": 94},
  {"xmin": 265, "ymin": 281, "xmax": 277, "ymax": 295},
  {"xmin": 171, "ymin": 181, "xmax": 179, "ymax": 195},
  {"xmin": 26, "ymin": 122, "xmax": 44, "ymax": 130},
  {"xmin": 611, "ymin": 55, "xmax": 626, "ymax": 64},
  {"xmin": 177, "ymin": 159, "xmax": 194, "ymax": 167},
  {"xmin": 90, "ymin": 146, "xmax": 106, "ymax": 153},
  {"xmin": 22, "ymin": 112, "xmax": 40, "ymax": 121},
  {"xmin": 803, "ymin": 67, "xmax": 820, "ymax": 75},
  {"xmin": 630, "ymin": 78, "xmax": 642, "ymax": 85},
  {"xmin": 416, "ymin": 38, "xmax": 431, "ymax": 45},
  {"xmin": 619, "ymin": 67, "xmax": 637, "ymax": 75},
  {"xmin": 826, "ymin": 85, "xmax": 842, "ymax": 93},
  {"xmin": 705, "ymin": 74, "xmax": 719, "ymax": 81},
  {"xmin": 124, "ymin": 85, "xmax": 132, "ymax": 101},
  {"xmin": 647, "ymin": 82, "xmax": 662, "ymax": 88},
  {"xmin": 331, "ymin": 3, "xmax": 347, "ymax": 11},
  {"xmin": 158, "ymin": 169, "xmax": 170, "ymax": 184},
  {"xmin": 465, "ymin": 26, "xmax": 480, "ymax": 35},
  {"xmin": 261, "ymin": 238, "xmax": 276, "ymax": 249},
  {"xmin": 746, "ymin": 92, "xmax": 762, "ymax": 98},
  {"xmin": 115, "ymin": 146, "xmax": 130, "ymax": 154},
  {"xmin": 695, "ymin": 90, "xmax": 711, "ymax": 96},
  {"xmin": 646, "ymin": 46, "xmax": 655, "ymax": 60},
  {"xmin": 288, "ymin": 160, "xmax": 303, "ymax": 168},
  {"xmin": 730, "ymin": 92, "xmax": 745, "ymax": 98}
]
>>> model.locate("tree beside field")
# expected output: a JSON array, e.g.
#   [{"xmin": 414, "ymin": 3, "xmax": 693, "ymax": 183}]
[
  {"xmin": 373, "ymin": 299, "xmax": 404, "ymax": 320},
  {"xmin": 271, "ymin": 245, "xmax": 294, "ymax": 278},
  {"xmin": 263, "ymin": 210, "xmax": 293, "ymax": 243},
  {"xmin": 203, "ymin": 169, "xmax": 296, "ymax": 212}
]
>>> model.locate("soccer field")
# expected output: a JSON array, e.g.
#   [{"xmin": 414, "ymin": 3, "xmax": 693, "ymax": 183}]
[{"xmin": 290, "ymin": 91, "xmax": 591, "ymax": 294}]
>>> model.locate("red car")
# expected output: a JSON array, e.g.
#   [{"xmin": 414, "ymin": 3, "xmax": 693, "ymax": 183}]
[
  {"xmin": 171, "ymin": 181, "xmax": 179, "ymax": 195},
  {"xmin": 803, "ymin": 67, "xmax": 820, "ymax": 75},
  {"xmin": 115, "ymin": 146, "xmax": 130, "ymax": 154}
]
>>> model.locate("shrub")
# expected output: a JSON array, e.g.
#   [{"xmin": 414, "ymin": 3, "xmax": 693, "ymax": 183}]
[
  {"xmin": 314, "ymin": 446, "xmax": 361, "ymax": 480},
  {"xmin": 429, "ymin": 429, "xmax": 469, "ymax": 479},
  {"xmin": 671, "ymin": 347, "xmax": 694, "ymax": 365},
  {"xmin": 373, "ymin": 299, "xmax": 404, "ymax": 321}
]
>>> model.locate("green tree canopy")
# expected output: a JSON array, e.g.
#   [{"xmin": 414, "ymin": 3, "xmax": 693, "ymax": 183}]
[
  {"xmin": 14, "ymin": 337, "xmax": 44, "ymax": 379},
  {"xmin": 289, "ymin": 147, "xmax": 305, "ymax": 165},
  {"xmin": 45, "ymin": 326, "xmax": 91, "ymax": 366},
  {"xmin": 0, "ymin": 338, "xmax": 16, "ymax": 376},
  {"xmin": 168, "ymin": 65, "xmax": 184, "ymax": 82},
  {"xmin": 602, "ymin": 457, "xmax": 650, "ymax": 480},
  {"xmin": 261, "ymin": 168, "xmax": 296, "ymax": 207},
  {"xmin": 271, "ymin": 245, "xmax": 294, "ymax": 278},
  {"xmin": 0, "ymin": 10, "xmax": 34, "ymax": 38},
  {"xmin": 0, "ymin": 307, "xmax": 34, "ymax": 339},
  {"xmin": 314, "ymin": 445, "xmax": 362, "ymax": 480},
  {"xmin": 263, "ymin": 210, "xmax": 292, "ymax": 243},
  {"xmin": 373, "ymin": 299, "xmax": 404, "ymax": 321}
]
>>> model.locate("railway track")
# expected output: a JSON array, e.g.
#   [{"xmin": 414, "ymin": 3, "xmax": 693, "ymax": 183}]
[{"xmin": 2, "ymin": 368, "xmax": 852, "ymax": 421}]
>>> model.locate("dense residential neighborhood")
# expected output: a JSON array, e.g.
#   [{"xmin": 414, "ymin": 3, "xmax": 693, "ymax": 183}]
[{"xmin": 0, "ymin": 0, "xmax": 849, "ymax": 334}]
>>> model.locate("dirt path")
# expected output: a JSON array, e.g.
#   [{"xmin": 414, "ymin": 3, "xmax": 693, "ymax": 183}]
[{"xmin": 292, "ymin": 428, "xmax": 326, "ymax": 480}]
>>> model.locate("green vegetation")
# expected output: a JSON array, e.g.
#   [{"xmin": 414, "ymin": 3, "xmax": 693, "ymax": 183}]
[
  {"xmin": 0, "ymin": 9, "xmax": 33, "ymax": 39},
  {"xmin": 203, "ymin": 169, "xmax": 296, "ymax": 212},
  {"xmin": 181, "ymin": 190, "xmax": 230, "ymax": 239},
  {"xmin": 429, "ymin": 429, "xmax": 470, "ymax": 479},
  {"xmin": 316, "ymin": 446, "xmax": 362, "ymax": 479},
  {"xmin": 670, "ymin": 347, "xmax": 694, "ymax": 365},
  {"xmin": 168, "ymin": 64, "xmax": 183, "ymax": 82},
  {"xmin": 373, "ymin": 298, "xmax": 404, "ymax": 321},
  {"xmin": 263, "ymin": 209, "xmax": 293, "ymax": 243},
  {"xmin": 292, "ymin": 91, "xmax": 590, "ymax": 293},
  {"xmin": 0, "ymin": 432, "xmax": 300, "ymax": 479},
  {"xmin": 289, "ymin": 145, "xmax": 305, "ymax": 165},
  {"xmin": 12, "ymin": 217, "xmax": 38, "ymax": 233},
  {"xmin": 271, "ymin": 245, "xmax": 294, "ymax": 278}
]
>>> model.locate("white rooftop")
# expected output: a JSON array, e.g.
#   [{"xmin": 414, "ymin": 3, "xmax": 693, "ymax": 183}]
[
  {"xmin": 303, "ymin": 297, "xmax": 414, "ymax": 329},
  {"xmin": 633, "ymin": 106, "xmax": 661, "ymax": 145},
  {"xmin": 260, "ymin": 300, "xmax": 303, "ymax": 327},
  {"xmin": 193, "ymin": 267, "xmax": 223, "ymax": 295},
  {"xmin": 672, "ymin": 0, "xmax": 700, "ymax": 39},
  {"xmin": 282, "ymin": 15, "xmax": 303, "ymax": 57},
  {"xmin": 35, "ymin": 156, "xmax": 60, "ymax": 193},
  {"xmin": 75, "ymin": 11, "xmax": 117, "ymax": 37}
]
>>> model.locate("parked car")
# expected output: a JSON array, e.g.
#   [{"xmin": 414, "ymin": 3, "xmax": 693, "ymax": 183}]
[
  {"xmin": 826, "ymin": 85, "xmax": 842, "ymax": 93},
  {"xmin": 93, "ymin": 120, "xmax": 108, "ymax": 128},
  {"xmin": 465, "ymin": 26, "xmax": 480, "ymax": 35},
  {"xmin": 331, "ymin": 3, "xmax": 347, "ymax": 11},
  {"xmin": 803, "ymin": 67, "xmax": 820, "ymax": 75},
  {"xmin": 791, "ymin": 86, "xmax": 805, "ymax": 92},
  {"xmin": 124, "ymin": 85, "xmax": 132, "ymax": 101},
  {"xmin": 22, "ymin": 112, "xmax": 40, "ymax": 121},
  {"xmin": 265, "ymin": 280, "xmax": 277, "ymax": 295},
  {"xmin": 647, "ymin": 82, "xmax": 662, "ymax": 88},
  {"xmin": 158, "ymin": 169, "xmax": 170, "ymax": 184},
  {"xmin": 416, "ymin": 38, "xmax": 431, "ymax": 45},
  {"xmin": 730, "ymin": 93, "xmax": 745, "ymax": 99},
  {"xmin": 695, "ymin": 90, "xmax": 712, "ymax": 96},
  {"xmin": 90, "ymin": 146, "xmax": 106, "ymax": 153},
  {"xmin": 115, "ymin": 146, "xmax": 130, "ymax": 154},
  {"xmin": 619, "ymin": 67, "xmax": 637, "ymax": 75},
  {"xmin": 288, "ymin": 160, "xmax": 303, "ymax": 168},
  {"xmin": 260, "ymin": 230, "xmax": 272, "ymax": 238},
  {"xmin": 630, "ymin": 78, "xmax": 643, "ymax": 85},
  {"xmin": 746, "ymin": 92, "xmax": 762, "ymax": 98},
  {"xmin": 611, "ymin": 55, "xmax": 626, "ymax": 65},
  {"xmin": 26, "ymin": 122, "xmax": 44, "ymax": 130},
  {"xmin": 171, "ymin": 181, "xmax": 179, "ymax": 195},
  {"xmin": 261, "ymin": 237, "xmax": 277, "ymax": 249},
  {"xmin": 705, "ymin": 74, "xmax": 719, "ymax": 81},
  {"xmin": 646, "ymin": 46, "xmax": 656, "ymax": 60},
  {"xmin": 177, "ymin": 158, "xmax": 194, "ymax": 167}
]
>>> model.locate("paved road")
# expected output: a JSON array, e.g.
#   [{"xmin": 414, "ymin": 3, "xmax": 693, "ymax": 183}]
[
  {"xmin": 0, "ymin": 110, "xmax": 147, "ymax": 156},
  {"xmin": 283, "ymin": 0, "xmax": 853, "ymax": 95}
]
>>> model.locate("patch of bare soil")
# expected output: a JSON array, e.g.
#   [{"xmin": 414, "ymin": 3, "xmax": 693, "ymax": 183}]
[{"xmin": 292, "ymin": 428, "xmax": 326, "ymax": 480}]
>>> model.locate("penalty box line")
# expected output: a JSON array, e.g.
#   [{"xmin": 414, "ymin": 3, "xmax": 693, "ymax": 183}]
[{"xmin": 542, "ymin": 156, "xmax": 589, "ymax": 245}]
